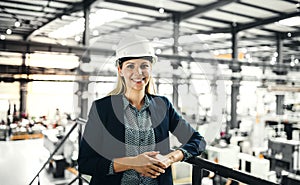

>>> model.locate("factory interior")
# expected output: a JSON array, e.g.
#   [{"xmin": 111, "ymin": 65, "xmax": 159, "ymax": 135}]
[{"xmin": 0, "ymin": 0, "xmax": 300, "ymax": 184}]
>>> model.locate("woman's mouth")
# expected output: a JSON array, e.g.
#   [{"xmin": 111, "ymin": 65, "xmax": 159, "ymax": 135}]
[{"xmin": 132, "ymin": 78, "xmax": 145, "ymax": 83}]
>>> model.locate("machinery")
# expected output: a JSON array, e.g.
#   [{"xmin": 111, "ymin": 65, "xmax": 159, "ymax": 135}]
[
  {"xmin": 207, "ymin": 144, "xmax": 240, "ymax": 168},
  {"xmin": 207, "ymin": 143, "xmax": 277, "ymax": 182},
  {"xmin": 0, "ymin": 125, "xmax": 8, "ymax": 141},
  {"xmin": 238, "ymin": 153, "xmax": 275, "ymax": 181},
  {"xmin": 265, "ymin": 138, "xmax": 300, "ymax": 177}
]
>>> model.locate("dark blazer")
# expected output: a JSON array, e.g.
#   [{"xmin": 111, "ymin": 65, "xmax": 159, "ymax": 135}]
[{"xmin": 78, "ymin": 94, "xmax": 206, "ymax": 185}]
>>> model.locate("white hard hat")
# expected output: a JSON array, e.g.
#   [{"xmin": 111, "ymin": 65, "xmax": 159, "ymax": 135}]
[{"xmin": 115, "ymin": 34, "xmax": 157, "ymax": 64}]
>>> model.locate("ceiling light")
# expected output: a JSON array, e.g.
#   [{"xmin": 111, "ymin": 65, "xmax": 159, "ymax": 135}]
[
  {"xmin": 270, "ymin": 57, "xmax": 276, "ymax": 65},
  {"xmin": 158, "ymin": 8, "xmax": 165, "ymax": 14},
  {"xmin": 89, "ymin": 9, "xmax": 128, "ymax": 29},
  {"xmin": 14, "ymin": 21, "xmax": 21, "ymax": 27},
  {"xmin": 92, "ymin": 30, "xmax": 99, "ymax": 36},
  {"xmin": 213, "ymin": 50, "xmax": 219, "ymax": 55},
  {"xmin": 75, "ymin": 36, "xmax": 81, "ymax": 42},
  {"xmin": 0, "ymin": 35, "xmax": 5, "ymax": 40},
  {"xmin": 155, "ymin": 49, "xmax": 162, "ymax": 54},
  {"xmin": 49, "ymin": 18, "xmax": 85, "ymax": 39},
  {"xmin": 26, "ymin": 53, "xmax": 79, "ymax": 69},
  {"xmin": 61, "ymin": 40, "xmax": 67, "ymax": 45},
  {"xmin": 278, "ymin": 17, "xmax": 300, "ymax": 27},
  {"xmin": 6, "ymin": 29, "xmax": 12, "ymax": 35},
  {"xmin": 49, "ymin": 9, "xmax": 127, "ymax": 39},
  {"xmin": 290, "ymin": 62, "xmax": 295, "ymax": 67}
]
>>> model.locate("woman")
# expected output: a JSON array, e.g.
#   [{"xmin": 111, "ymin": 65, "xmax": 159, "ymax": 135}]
[{"xmin": 78, "ymin": 34, "xmax": 206, "ymax": 185}]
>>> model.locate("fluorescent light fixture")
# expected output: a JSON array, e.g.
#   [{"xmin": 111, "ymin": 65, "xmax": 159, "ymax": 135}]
[
  {"xmin": 278, "ymin": 17, "xmax": 300, "ymax": 27},
  {"xmin": 26, "ymin": 53, "xmax": 79, "ymax": 69},
  {"xmin": 49, "ymin": 9, "xmax": 127, "ymax": 39},
  {"xmin": 49, "ymin": 18, "xmax": 85, "ymax": 39}
]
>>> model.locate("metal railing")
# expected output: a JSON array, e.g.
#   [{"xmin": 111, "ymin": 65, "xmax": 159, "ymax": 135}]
[
  {"xmin": 29, "ymin": 118, "xmax": 88, "ymax": 185},
  {"xmin": 30, "ymin": 117, "xmax": 280, "ymax": 185},
  {"xmin": 188, "ymin": 157, "xmax": 279, "ymax": 185}
]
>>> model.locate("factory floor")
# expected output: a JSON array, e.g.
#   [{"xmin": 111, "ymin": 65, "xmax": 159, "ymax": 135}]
[
  {"xmin": 0, "ymin": 138, "xmax": 78, "ymax": 185},
  {"xmin": 0, "ymin": 138, "xmax": 193, "ymax": 185}
]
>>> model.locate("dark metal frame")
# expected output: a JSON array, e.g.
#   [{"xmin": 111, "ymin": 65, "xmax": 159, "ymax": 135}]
[
  {"xmin": 188, "ymin": 157, "xmax": 279, "ymax": 185},
  {"xmin": 28, "ymin": 118, "xmax": 88, "ymax": 185},
  {"xmin": 29, "ymin": 118, "xmax": 281, "ymax": 185}
]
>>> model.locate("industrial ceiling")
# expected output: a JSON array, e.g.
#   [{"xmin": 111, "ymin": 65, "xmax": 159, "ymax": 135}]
[{"xmin": 0, "ymin": 0, "xmax": 300, "ymax": 80}]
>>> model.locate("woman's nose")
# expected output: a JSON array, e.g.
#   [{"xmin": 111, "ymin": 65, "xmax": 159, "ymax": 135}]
[{"xmin": 134, "ymin": 66, "xmax": 143, "ymax": 75}]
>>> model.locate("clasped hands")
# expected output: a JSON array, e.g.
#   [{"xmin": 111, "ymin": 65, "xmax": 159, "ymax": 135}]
[{"xmin": 132, "ymin": 151, "xmax": 172, "ymax": 179}]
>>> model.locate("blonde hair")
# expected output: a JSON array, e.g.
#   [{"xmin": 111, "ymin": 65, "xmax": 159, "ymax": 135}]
[{"xmin": 107, "ymin": 64, "xmax": 156, "ymax": 96}]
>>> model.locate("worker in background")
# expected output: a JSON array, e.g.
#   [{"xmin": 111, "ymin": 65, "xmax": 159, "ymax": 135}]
[{"xmin": 78, "ymin": 34, "xmax": 206, "ymax": 185}]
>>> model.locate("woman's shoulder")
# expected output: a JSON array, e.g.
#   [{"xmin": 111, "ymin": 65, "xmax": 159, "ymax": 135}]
[
  {"xmin": 147, "ymin": 94, "xmax": 171, "ymax": 104},
  {"xmin": 93, "ymin": 95, "xmax": 122, "ymax": 105}
]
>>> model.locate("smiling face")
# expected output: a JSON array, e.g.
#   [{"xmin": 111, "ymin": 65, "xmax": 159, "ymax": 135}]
[{"xmin": 118, "ymin": 58, "xmax": 152, "ymax": 94}]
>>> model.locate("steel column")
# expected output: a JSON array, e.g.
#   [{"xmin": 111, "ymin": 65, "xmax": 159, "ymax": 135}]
[
  {"xmin": 19, "ymin": 53, "xmax": 28, "ymax": 118},
  {"xmin": 276, "ymin": 95, "xmax": 284, "ymax": 115},
  {"xmin": 78, "ymin": 6, "xmax": 91, "ymax": 121},
  {"xmin": 230, "ymin": 25, "xmax": 240, "ymax": 129},
  {"xmin": 230, "ymin": 77, "xmax": 240, "ymax": 128},
  {"xmin": 172, "ymin": 13, "xmax": 180, "ymax": 110},
  {"xmin": 274, "ymin": 34, "xmax": 286, "ymax": 116}
]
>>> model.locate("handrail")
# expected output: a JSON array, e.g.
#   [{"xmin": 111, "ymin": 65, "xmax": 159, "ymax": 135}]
[
  {"xmin": 29, "ymin": 119, "xmax": 81, "ymax": 185},
  {"xmin": 70, "ymin": 118, "xmax": 87, "ymax": 185},
  {"xmin": 29, "ymin": 118, "xmax": 280, "ymax": 185},
  {"xmin": 188, "ymin": 157, "xmax": 280, "ymax": 185}
]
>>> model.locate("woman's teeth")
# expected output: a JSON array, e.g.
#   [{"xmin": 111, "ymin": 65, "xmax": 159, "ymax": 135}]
[{"xmin": 132, "ymin": 78, "xmax": 144, "ymax": 82}]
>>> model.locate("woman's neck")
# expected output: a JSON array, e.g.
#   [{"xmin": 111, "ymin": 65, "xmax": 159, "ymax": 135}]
[{"xmin": 125, "ymin": 91, "xmax": 145, "ymax": 110}]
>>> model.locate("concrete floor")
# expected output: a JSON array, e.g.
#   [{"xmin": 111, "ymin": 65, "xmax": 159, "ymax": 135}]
[
  {"xmin": 0, "ymin": 138, "xmax": 193, "ymax": 185},
  {"xmin": 0, "ymin": 138, "xmax": 77, "ymax": 185}
]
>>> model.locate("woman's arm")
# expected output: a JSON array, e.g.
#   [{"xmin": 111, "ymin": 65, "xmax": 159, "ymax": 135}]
[
  {"xmin": 165, "ymin": 97, "xmax": 207, "ymax": 157},
  {"xmin": 155, "ymin": 150, "xmax": 184, "ymax": 168},
  {"xmin": 113, "ymin": 151, "xmax": 167, "ymax": 178}
]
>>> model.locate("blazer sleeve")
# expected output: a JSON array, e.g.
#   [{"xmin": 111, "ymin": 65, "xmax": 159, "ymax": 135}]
[
  {"xmin": 77, "ymin": 102, "xmax": 113, "ymax": 177},
  {"xmin": 165, "ymin": 97, "xmax": 206, "ymax": 156}
]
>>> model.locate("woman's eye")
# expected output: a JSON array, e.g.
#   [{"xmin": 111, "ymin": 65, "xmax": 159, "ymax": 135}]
[
  {"xmin": 141, "ymin": 64, "xmax": 149, "ymax": 69},
  {"xmin": 126, "ymin": 64, "xmax": 134, "ymax": 69}
]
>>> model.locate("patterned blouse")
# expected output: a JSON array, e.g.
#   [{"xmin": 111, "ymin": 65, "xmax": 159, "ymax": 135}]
[{"xmin": 109, "ymin": 94, "xmax": 192, "ymax": 185}]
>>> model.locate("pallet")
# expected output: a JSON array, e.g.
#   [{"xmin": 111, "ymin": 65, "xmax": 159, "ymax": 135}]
[{"xmin": 10, "ymin": 133, "xmax": 43, "ymax": 140}]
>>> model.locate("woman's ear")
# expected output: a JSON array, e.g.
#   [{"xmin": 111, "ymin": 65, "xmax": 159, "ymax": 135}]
[{"xmin": 118, "ymin": 66, "xmax": 123, "ymax": 76}]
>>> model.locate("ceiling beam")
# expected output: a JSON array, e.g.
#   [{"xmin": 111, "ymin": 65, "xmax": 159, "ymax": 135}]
[
  {"xmin": 0, "ymin": 5, "xmax": 57, "ymax": 14},
  {"xmin": 237, "ymin": 11, "xmax": 300, "ymax": 31},
  {"xmin": 237, "ymin": 1, "xmax": 282, "ymax": 15},
  {"xmin": 4, "ymin": 0, "xmax": 69, "ymax": 10},
  {"xmin": 0, "ymin": 64, "xmax": 76, "ymax": 75},
  {"xmin": 0, "ymin": 39, "xmax": 114, "ymax": 56},
  {"xmin": 104, "ymin": 0, "xmax": 178, "ymax": 14},
  {"xmin": 180, "ymin": 0, "xmax": 237, "ymax": 21},
  {"xmin": 24, "ymin": 0, "xmax": 98, "ymax": 41}
]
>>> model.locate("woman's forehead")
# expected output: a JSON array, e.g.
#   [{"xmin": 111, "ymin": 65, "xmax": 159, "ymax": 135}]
[{"xmin": 123, "ymin": 58, "xmax": 151, "ymax": 64}]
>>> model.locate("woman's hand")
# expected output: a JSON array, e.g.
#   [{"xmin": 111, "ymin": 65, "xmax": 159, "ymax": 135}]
[
  {"xmin": 131, "ymin": 151, "xmax": 167, "ymax": 178},
  {"xmin": 154, "ymin": 150, "xmax": 185, "ymax": 169},
  {"xmin": 154, "ymin": 154, "xmax": 173, "ymax": 168}
]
